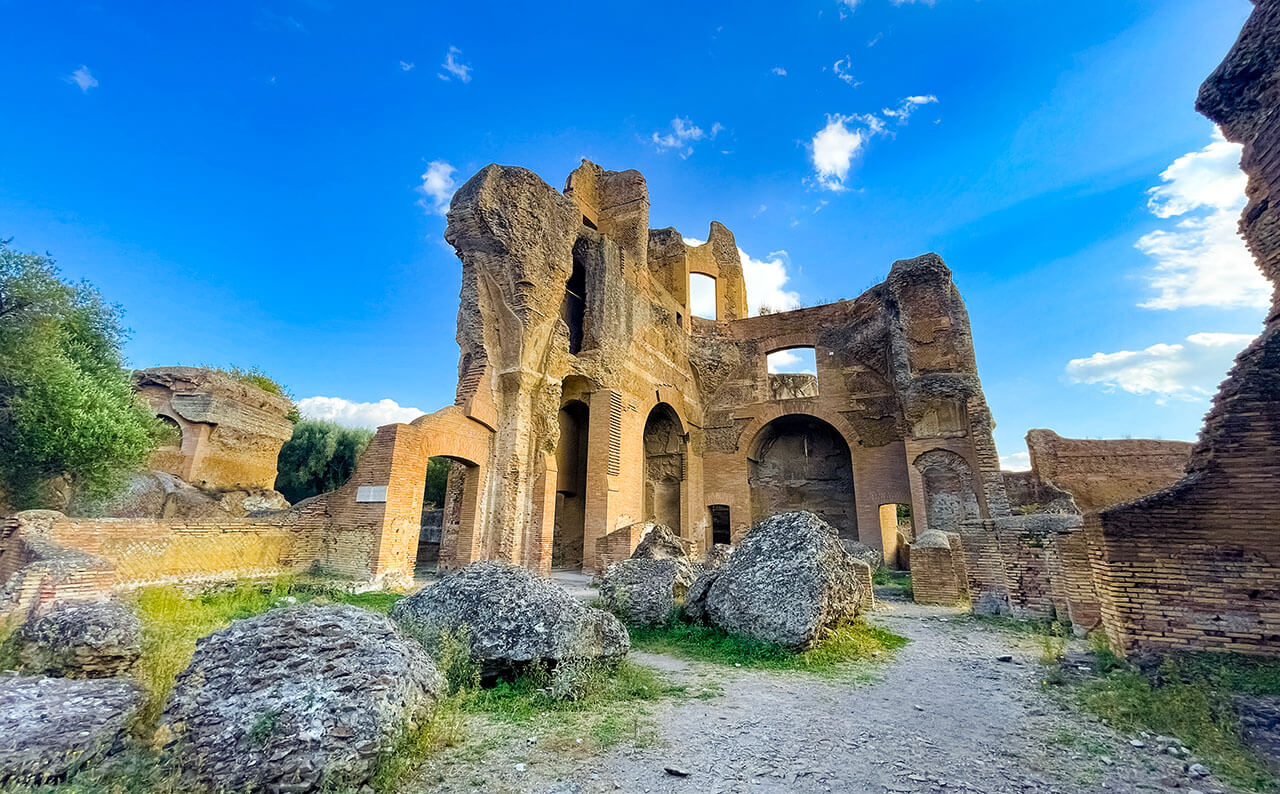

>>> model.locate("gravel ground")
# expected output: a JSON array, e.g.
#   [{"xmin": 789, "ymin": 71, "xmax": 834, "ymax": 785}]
[{"xmin": 410, "ymin": 593, "xmax": 1238, "ymax": 794}]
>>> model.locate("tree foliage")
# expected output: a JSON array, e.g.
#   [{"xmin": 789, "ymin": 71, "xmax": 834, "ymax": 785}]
[
  {"xmin": 0, "ymin": 240, "xmax": 161, "ymax": 509},
  {"xmin": 424, "ymin": 456, "xmax": 452, "ymax": 508},
  {"xmin": 274, "ymin": 420, "xmax": 374, "ymax": 503}
]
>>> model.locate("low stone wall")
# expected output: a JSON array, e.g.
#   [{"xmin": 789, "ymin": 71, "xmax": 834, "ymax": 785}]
[
  {"xmin": 1, "ymin": 508, "xmax": 326, "ymax": 618},
  {"xmin": 1024, "ymin": 430, "xmax": 1193, "ymax": 513},
  {"xmin": 951, "ymin": 515, "xmax": 1100, "ymax": 633},
  {"xmin": 1086, "ymin": 475, "xmax": 1280, "ymax": 656}
]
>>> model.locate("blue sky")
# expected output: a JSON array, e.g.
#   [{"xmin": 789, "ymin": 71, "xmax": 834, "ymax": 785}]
[{"xmin": 1, "ymin": 0, "xmax": 1266, "ymax": 469}]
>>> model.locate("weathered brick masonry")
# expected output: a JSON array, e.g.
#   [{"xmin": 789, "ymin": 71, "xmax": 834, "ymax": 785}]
[{"xmin": 1083, "ymin": 0, "xmax": 1280, "ymax": 657}]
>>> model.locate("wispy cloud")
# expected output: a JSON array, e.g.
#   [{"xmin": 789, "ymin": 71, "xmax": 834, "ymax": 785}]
[
  {"xmin": 256, "ymin": 9, "xmax": 305, "ymax": 32},
  {"xmin": 1065, "ymin": 332, "xmax": 1255, "ymax": 404},
  {"xmin": 684, "ymin": 237, "xmax": 801, "ymax": 316},
  {"xmin": 767, "ymin": 348, "xmax": 816, "ymax": 374},
  {"xmin": 399, "ymin": 60, "xmax": 415, "ymax": 72},
  {"xmin": 809, "ymin": 95, "xmax": 939, "ymax": 191},
  {"xmin": 297, "ymin": 396, "xmax": 423, "ymax": 429},
  {"xmin": 882, "ymin": 95, "xmax": 938, "ymax": 123},
  {"xmin": 1137, "ymin": 131, "xmax": 1267, "ymax": 311},
  {"xmin": 438, "ymin": 46, "xmax": 472, "ymax": 83},
  {"xmin": 652, "ymin": 117, "xmax": 722, "ymax": 159},
  {"xmin": 836, "ymin": 0, "xmax": 861, "ymax": 17},
  {"xmin": 417, "ymin": 160, "xmax": 457, "ymax": 215},
  {"xmin": 66, "ymin": 65, "xmax": 98, "ymax": 93},
  {"xmin": 833, "ymin": 56, "xmax": 861, "ymax": 87},
  {"xmin": 771, "ymin": 66, "xmax": 787, "ymax": 76}
]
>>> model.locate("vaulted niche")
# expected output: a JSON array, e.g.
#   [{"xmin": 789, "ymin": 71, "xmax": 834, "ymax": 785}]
[
  {"xmin": 766, "ymin": 347, "xmax": 819, "ymax": 400},
  {"xmin": 748, "ymin": 414, "xmax": 857, "ymax": 539},
  {"xmin": 689, "ymin": 273, "xmax": 717, "ymax": 320},
  {"xmin": 552, "ymin": 399, "xmax": 590, "ymax": 569},
  {"xmin": 561, "ymin": 240, "xmax": 588, "ymax": 355},
  {"xmin": 644, "ymin": 403, "xmax": 685, "ymax": 533}
]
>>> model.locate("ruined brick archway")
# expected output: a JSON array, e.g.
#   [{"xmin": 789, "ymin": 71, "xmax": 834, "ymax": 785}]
[{"xmin": 747, "ymin": 414, "xmax": 858, "ymax": 539}]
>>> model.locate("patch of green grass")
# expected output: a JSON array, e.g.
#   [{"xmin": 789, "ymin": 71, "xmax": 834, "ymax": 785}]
[
  {"xmin": 1077, "ymin": 653, "xmax": 1280, "ymax": 792},
  {"xmin": 0, "ymin": 614, "xmax": 21, "ymax": 671},
  {"xmin": 629, "ymin": 620, "xmax": 907, "ymax": 673},
  {"xmin": 872, "ymin": 565, "xmax": 913, "ymax": 597}
]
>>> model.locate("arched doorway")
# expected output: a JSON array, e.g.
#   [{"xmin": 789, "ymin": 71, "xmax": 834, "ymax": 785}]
[
  {"xmin": 644, "ymin": 403, "xmax": 685, "ymax": 533},
  {"xmin": 552, "ymin": 400, "xmax": 589, "ymax": 569},
  {"xmin": 748, "ymin": 414, "xmax": 857, "ymax": 538}
]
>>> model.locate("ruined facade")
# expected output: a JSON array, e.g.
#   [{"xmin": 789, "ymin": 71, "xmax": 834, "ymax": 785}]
[
  {"xmin": 313, "ymin": 159, "xmax": 1012, "ymax": 582},
  {"xmin": 134, "ymin": 367, "xmax": 295, "ymax": 492}
]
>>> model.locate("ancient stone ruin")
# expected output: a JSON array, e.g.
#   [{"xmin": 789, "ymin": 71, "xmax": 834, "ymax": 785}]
[{"xmin": 3, "ymin": 1, "xmax": 1279, "ymax": 665}]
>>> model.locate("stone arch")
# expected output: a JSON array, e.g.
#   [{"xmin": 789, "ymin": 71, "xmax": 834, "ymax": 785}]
[
  {"xmin": 155, "ymin": 414, "xmax": 183, "ymax": 449},
  {"xmin": 913, "ymin": 448, "xmax": 980, "ymax": 533},
  {"xmin": 644, "ymin": 402, "xmax": 686, "ymax": 533},
  {"xmin": 747, "ymin": 413, "xmax": 858, "ymax": 539}
]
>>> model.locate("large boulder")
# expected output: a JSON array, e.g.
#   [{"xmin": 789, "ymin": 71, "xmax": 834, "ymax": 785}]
[
  {"xmin": 630, "ymin": 522, "xmax": 693, "ymax": 560},
  {"xmin": 0, "ymin": 676, "xmax": 145, "ymax": 782},
  {"xmin": 17, "ymin": 600, "xmax": 142, "ymax": 679},
  {"xmin": 390, "ymin": 561, "xmax": 629, "ymax": 679},
  {"xmin": 841, "ymin": 539, "xmax": 884, "ymax": 570},
  {"xmin": 600, "ymin": 557, "xmax": 695, "ymax": 626},
  {"xmin": 694, "ymin": 511, "xmax": 871, "ymax": 649},
  {"xmin": 159, "ymin": 603, "xmax": 443, "ymax": 793}
]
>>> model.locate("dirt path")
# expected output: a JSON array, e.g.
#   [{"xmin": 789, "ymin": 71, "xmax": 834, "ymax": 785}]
[{"xmin": 412, "ymin": 596, "xmax": 1234, "ymax": 794}]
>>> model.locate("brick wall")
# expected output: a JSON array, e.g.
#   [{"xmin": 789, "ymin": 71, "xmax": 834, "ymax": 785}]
[{"xmin": 1082, "ymin": 1, "xmax": 1280, "ymax": 657}]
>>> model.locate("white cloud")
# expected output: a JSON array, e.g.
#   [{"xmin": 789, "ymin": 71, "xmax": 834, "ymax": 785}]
[
  {"xmin": 810, "ymin": 115, "xmax": 867, "ymax": 191},
  {"xmin": 891, "ymin": 0, "xmax": 937, "ymax": 4},
  {"xmin": 809, "ymin": 96, "xmax": 938, "ymax": 191},
  {"xmin": 684, "ymin": 237, "xmax": 801, "ymax": 316},
  {"xmin": 689, "ymin": 273, "xmax": 717, "ymax": 319},
  {"xmin": 66, "ymin": 65, "xmax": 98, "ymax": 93},
  {"xmin": 882, "ymin": 94, "xmax": 938, "ymax": 122},
  {"xmin": 767, "ymin": 348, "xmax": 816, "ymax": 374},
  {"xmin": 836, "ymin": 0, "xmax": 861, "ymax": 16},
  {"xmin": 1136, "ymin": 131, "xmax": 1268, "ymax": 311},
  {"xmin": 771, "ymin": 67, "xmax": 787, "ymax": 76},
  {"xmin": 833, "ymin": 56, "xmax": 861, "ymax": 87},
  {"xmin": 399, "ymin": 60, "xmax": 415, "ymax": 72},
  {"xmin": 1065, "ymin": 332, "xmax": 1255, "ymax": 404},
  {"xmin": 417, "ymin": 160, "xmax": 457, "ymax": 215},
  {"xmin": 652, "ymin": 117, "xmax": 721, "ymax": 159},
  {"xmin": 297, "ymin": 396, "xmax": 424, "ymax": 429},
  {"xmin": 1000, "ymin": 451, "xmax": 1031, "ymax": 472},
  {"xmin": 438, "ymin": 46, "xmax": 472, "ymax": 83}
]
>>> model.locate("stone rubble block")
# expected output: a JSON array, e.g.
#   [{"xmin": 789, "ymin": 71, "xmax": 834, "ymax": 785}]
[
  {"xmin": 0, "ymin": 675, "xmax": 145, "ymax": 783},
  {"xmin": 390, "ymin": 561, "xmax": 629, "ymax": 679},
  {"xmin": 159, "ymin": 602, "xmax": 444, "ymax": 793}
]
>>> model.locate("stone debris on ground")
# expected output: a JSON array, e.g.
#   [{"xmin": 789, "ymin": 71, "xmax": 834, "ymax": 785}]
[
  {"xmin": 0, "ymin": 675, "xmax": 145, "ymax": 783},
  {"xmin": 159, "ymin": 602, "xmax": 445, "ymax": 793},
  {"xmin": 16, "ymin": 599, "xmax": 142, "ymax": 679},
  {"xmin": 686, "ymin": 511, "xmax": 870, "ymax": 649},
  {"xmin": 390, "ymin": 560, "xmax": 629, "ymax": 679}
]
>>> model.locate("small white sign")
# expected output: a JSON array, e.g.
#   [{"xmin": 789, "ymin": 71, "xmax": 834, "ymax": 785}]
[{"xmin": 356, "ymin": 485, "xmax": 388, "ymax": 503}]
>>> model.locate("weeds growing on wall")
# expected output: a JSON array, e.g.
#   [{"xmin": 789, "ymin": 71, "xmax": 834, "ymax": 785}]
[
  {"xmin": 1077, "ymin": 648, "xmax": 1280, "ymax": 792},
  {"xmin": 629, "ymin": 618, "xmax": 907, "ymax": 674}
]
